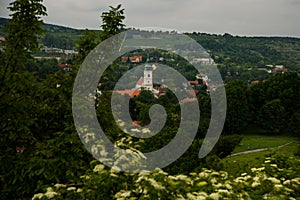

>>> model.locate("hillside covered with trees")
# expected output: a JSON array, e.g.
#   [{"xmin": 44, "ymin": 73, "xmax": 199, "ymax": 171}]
[{"xmin": 1, "ymin": 16, "xmax": 300, "ymax": 73}]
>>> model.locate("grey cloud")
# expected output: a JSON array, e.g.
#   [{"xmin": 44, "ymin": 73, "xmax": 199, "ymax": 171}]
[{"xmin": 1, "ymin": 0, "xmax": 299, "ymax": 37}]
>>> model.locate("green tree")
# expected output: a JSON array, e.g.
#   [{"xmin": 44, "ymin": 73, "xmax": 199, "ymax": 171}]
[
  {"xmin": 224, "ymin": 80, "xmax": 250, "ymax": 134},
  {"xmin": 0, "ymin": 0, "xmax": 47, "ymax": 156},
  {"xmin": 75, "ymin": 29, "xmax": 98, "ymax": 64},
  {"xmin": 1, "ymin": 0, "xmax": 47, "ymax": 83},
  {"xmin": 258, "ymin": 99, "xmax": 287, "ymax": 133},
  {"xmin": 288, "ymin": 111, "xmax": 300, "ymax": 137},
  {"xmin": 100, "ymin": 4, "xmax": 125, "ymax": 40}
]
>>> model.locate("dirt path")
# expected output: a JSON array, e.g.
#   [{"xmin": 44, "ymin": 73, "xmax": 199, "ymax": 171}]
[{"xmin": 228, "ymin": 142, "xmax": 294, "ymax": 157}]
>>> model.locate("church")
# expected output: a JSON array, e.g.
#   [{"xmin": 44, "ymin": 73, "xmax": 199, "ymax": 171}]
[
  {"xmin": 135, "ymin": 64, "xmax": 153, "ymax": 91},
  {"xmin": 115, "ymin": 63, "xmax": 162, "ymax": 98}
]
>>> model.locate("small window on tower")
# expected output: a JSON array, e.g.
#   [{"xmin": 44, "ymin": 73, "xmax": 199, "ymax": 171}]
[{"xmin": 148, "ymin": 74, "xmax": 150, "ymax": 77}]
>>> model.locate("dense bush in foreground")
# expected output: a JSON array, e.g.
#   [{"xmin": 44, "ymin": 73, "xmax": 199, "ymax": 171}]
[{"xmin": 32, "ymin": 154, "xmax": 300, "ymax": 200}]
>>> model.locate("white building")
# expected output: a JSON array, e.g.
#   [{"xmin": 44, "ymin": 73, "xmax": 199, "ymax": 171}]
[
  {"xmin": 143, "ymin": 64, "xmax": 153, "ymax": 90},
  {"xmin": 192, "ymin": 57, "xmax": 214, "ymax": 65}
]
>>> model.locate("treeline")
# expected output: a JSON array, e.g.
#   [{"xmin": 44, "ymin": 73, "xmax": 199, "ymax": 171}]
[
  {"xmin": 187, "ymin": 33, "xmax": 300, "ymax": 72},
  {"xmin": 2, "ymin": 17, "xmax": 300, "ymax": 71},
  {"xmin": 224, "ymin": 73, "xmax": 300, "ymax": 136}
]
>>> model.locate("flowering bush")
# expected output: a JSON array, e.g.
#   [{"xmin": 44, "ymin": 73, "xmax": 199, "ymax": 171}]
[{"xmin": 32, "ymin": 155, "xmax": 300, "ymax": 200}]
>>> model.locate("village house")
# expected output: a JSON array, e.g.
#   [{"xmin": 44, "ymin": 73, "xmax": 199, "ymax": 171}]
[
  {"xmin": 121, "ymin": 56, "xmax": 143, "ymax": 63},
  {"xmin": 63, "ymin": 49, "xmax": 78, "ymax": 55},
  {"xmin": 192, "ymin": 57, "xmax": 214, "ymax": 65},
  {"xmin": 42, "ymin": 46, "xmax": 64, "ymax": 54},
  {"xmin": 196, "ymin": 73, "xmax": 209, "ymax": 82},
  {"xmin": 58, "ymin": 63, "xmax": 72, "ymax": 71},
  {"xmin": 272, "ymin": 65, "xmax": 288, "ymax": 74}
]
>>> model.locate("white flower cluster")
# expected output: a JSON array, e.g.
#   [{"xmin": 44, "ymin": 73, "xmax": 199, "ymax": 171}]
[
  {"xmin": 32, "ymin": 155, "xmax": 300, "ymax": 200},
  {"xmin": 32, "ymin": 187, "xmax": 58, "ymax": 200}
]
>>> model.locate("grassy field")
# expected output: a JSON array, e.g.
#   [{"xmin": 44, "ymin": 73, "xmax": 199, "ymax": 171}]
[
  {"xmin": 220, "ymin": 132, "xmax": 299, "ymax": 176},
  {"xmin": 232, "ymin": 133, "xmax": 295, "ymax": 153}
]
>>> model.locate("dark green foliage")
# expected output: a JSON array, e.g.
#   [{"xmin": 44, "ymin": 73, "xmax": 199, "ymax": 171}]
[
  {"xmin": 42, "ymin": 34, "xmax": 74, "ymax": 49},
  {"xmin": 288, "ymin": 111, "xmax": 300, "ymax": 137},
  {"xmin": 188, "ymin": 33, "xmax": 300, "ymax": 73},
  {"xmin": 248, "ymin": 72, "xmax": 300, "ymax": 134},
  {"xmin": 211, "ymin": 134, "xmax": 243, "ymax": 158},
  {"xmin": 224, "ymin": 80, "xmax": 250, "ymax": 134},
  {"xmin": 75, "ymin": 29, "xmax": 98, "ymax": 64},
  {"xmin": 0, "ymin": 1, "xmax": 94, "ymax": 199},
  {"xmin": 1, "ymin": 0, "xmax": 47, "ymax": 82},
  {"xmin": 258, "ymin": 99, "xmax": 287, "ymax": 133},
  {"xmin": 163, "ymin": 138, "xmax": 205, "ymax": 174},
  {"xmin": 100, "ymin": 4, "xmax": 125, "ymax": 40}
]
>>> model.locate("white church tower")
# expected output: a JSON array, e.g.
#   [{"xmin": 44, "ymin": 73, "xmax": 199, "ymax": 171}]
[{"xmin": 143, "ymin": 64, "xmax": 153, "ymax": 90}]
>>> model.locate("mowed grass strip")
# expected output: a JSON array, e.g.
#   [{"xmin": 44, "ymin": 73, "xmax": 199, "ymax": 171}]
[{"xmin": 232, "ymin": 134, "xmax": 295, "ymax": 153}]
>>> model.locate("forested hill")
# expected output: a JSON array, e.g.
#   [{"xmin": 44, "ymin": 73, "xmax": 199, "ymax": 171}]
[
  {"xmin": 187, "ymin": 33, "xmax": 300, "ymax": 72},
  {"xmin": 0, "ymin": 17, "xmax": 84, "ymax": 49},
  {"xmin": 1, "ymin": 17, "xmax": 300, "ymax": 71}
]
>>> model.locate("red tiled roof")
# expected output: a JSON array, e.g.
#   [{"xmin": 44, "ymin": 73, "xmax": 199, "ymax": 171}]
[
  {"xmin": 130, "ymin": 56, "xmax": 143, "ymax": 63},
  {"xmin": 132, "ymin": 120, "xmax": 141, "ymax": 126},
  {"xmin": 132, "ymin": 90, "xmax": 141, "ymax": 97},
  {"xmin": 115, "ymin": 90, "xmax": 141, "ymax": 98},
  {"xmin": 180, "ymin": 98, "xmax": 197, "ymax": 104},
  {"xmin": 136, "ymin": 77, "xmax": 144, "ymax": 86},
  {"xmin": 188, "ymin": 80, "xmax": 199, "ymax": 85},
  {"xmin": 58, "ymin": 63, "xmax": 69, "ymax": 68}
]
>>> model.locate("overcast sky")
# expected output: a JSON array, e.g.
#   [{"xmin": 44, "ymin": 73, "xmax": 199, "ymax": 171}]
[{"xmin": 1, "ymin": 0, "xmax": 300, "ymax": 37}]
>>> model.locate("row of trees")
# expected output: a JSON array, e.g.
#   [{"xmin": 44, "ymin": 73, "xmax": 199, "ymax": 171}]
[{"xmin": 224, "ymin": 73, "xmax": 300, "ymax": 136}]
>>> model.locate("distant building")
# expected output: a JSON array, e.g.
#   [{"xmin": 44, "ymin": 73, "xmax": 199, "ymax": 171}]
[
  {"xmin": 58, "ymin": 63, "xmax": 72, "ymax": 71},
  {"xmin": 121, "ymin": 55, "xmax": 143, "ymax": 63},
  {"xmin": 272, "ymin": 65, "xmax": 288, "ymax": 74},
  {"xmin": 188, "ymin": 80, "xmax": 199, "ymax": 86},
  {"xmin": 130, "ymin": 56, "xmax": 143, "ymax": 63},
  {"xmin": 135, "ymin": 77, "xmax": 144, "ymax": 88},
  {"xmin": 121, "ymin": 56, "xmax": 128, "ymax": 62},
  {"xmin": 196, "ymin": 73, "xmax": 209, "ymax": 82},
  {"xmin": 63, "ymin": 49, "xmax": 78, "ymax": 55},
  {"xmin": 180, "ymin": 97, "xmax": 197, "ymax": 104},
  {"xmin": 114, "ymin": 64, "xmax": 155, "ymax": 98},
  {"xmin": 251, "ymin": 80, "xmax": 260, "ymax": 84},
  {"xmin": 115, "ymin": 90, "xmax": 141, "ymax": 98},
  {"xmin": 192, "ymin": 57, "xmax": 214, "ymax": 65},
  {"xmin": 143, "ymin": 64, "xmax": 153, "ymax": 90},
  {"xmin": 42, "ymin": 47, "xmax": 63, "ymax": 54}
]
